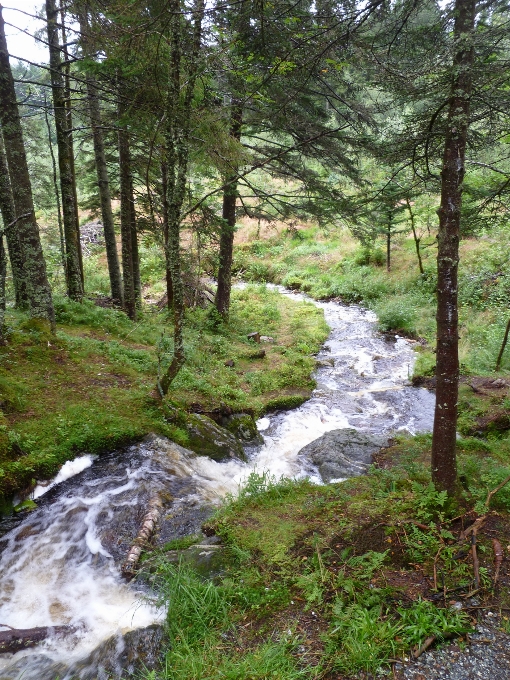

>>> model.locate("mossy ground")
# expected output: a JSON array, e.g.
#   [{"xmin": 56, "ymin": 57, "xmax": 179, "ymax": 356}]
[{"xmin": 0, "ymin": 285, "xmax": 328, "ymax": 502}]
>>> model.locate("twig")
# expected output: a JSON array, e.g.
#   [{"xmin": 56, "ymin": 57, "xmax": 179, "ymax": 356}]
[
  {"xmin": 471, "ymin": 533, "xmax": 480, "ymax": 590},
  {"xmin": 460, "ymin": 515, "xmax": 487, "ymax": 540},
  {"xmin": 413, "ymin": 635, "xmax": 436, "ymax": 658},
  {"xmin": 486, "ymin": 474, "xmax": 510, "ymax": 508},
  {"xmin": 433, "ymin": 545, "xmax": 444, "ymax": 591},
  {"xmin": 492, "ymin": 538, "xmax": 503, "ymax": 585}
]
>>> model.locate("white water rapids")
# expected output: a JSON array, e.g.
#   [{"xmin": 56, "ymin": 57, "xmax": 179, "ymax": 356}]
[{"xmin": 0, "ymin": 291, "xmax": 435, "ymax": 679}]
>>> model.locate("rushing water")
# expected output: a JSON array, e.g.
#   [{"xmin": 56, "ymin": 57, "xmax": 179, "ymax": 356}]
[{"xmin": 0, "ymin": 291, "xmax": 435, "ymax": 678}]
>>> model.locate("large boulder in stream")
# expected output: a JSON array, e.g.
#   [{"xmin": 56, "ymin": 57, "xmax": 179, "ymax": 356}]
[
  {"xmin": 221, "ymin": 413, "xmax": 263, "ymax": 445},
  {"xmin": 298, "ymin": 428, "xmax": 389, "ymax": 483},
  {"xmin": 186, "ymin": 413, "xmax": 247, "ymax": 462}
]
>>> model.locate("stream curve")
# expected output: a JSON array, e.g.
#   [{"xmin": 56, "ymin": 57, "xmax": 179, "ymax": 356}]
[{"xmin": 0, "ymin": 290, "xmax": 436, "ymax": 679}]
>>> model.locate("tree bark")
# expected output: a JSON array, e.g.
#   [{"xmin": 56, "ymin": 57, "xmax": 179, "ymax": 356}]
[
  {"xmin": 495, "ymin": 317, "xmax": 510, "ymax": 371},
  {"xmin": 159, "ymin": 0, "xmax": 205, "ymax": 396},
  {"xmin": 129, "ymin": 175, "xmax": 142, "ymax": 305},
  {"xmin": 431, "ymin": 0, "xmax": 476, "ymax": 495},
  {"xmin": 406, "ymin": 197, "xmax": 424, "ymax": 275},
  {"xmin": 386, "ymin": 215, "xmax": 391, "ymax": 272},
  {"xmin": 45, "ymin": 0, "xmax": 83, "ymax": 301},
  {"xmin": 43, "ymin": 92, "xmax": 66, "ymax": 278},
  {"xmin": 118, "ymin": 91, "xmax": 136, "ymax": 320},
  {"xmin": 0, "ymin": 227, "xmax": 5, "ymax": 341},
  {"xmin": 215, "ymin": 101, "xmax": 243, "ymax": 318},
  {"xmin": 0, "ymin": 625, "xmax": 72, "ymax": 654},
  {"xmin": 0, "ymin": 130, "xmax": 27, "ymax": 307},
  {"xmin": 0, "ymin": 7, "xmax": 55, "ymax": 327},
  {"xmin": 79, "ymin": 15, "xmax": 123, "ymax": 306},
  {"xmin": 161, "ymin": 158, "xmax": 173, "ymax": 310}
]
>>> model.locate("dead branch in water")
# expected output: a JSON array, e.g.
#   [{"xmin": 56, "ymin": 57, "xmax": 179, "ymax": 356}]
[
  {"xmin": 0, "ymin": 625, "xmax": 72, "ymax": 654},
  {"xmin": 122, "ymin": 494, "xmax": 163, "ymax": 578}
]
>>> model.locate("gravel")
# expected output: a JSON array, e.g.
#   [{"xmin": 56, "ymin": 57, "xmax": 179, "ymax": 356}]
[{"xmin": 394, "ymin": 615, "xmax": 510, "ymax": 680}]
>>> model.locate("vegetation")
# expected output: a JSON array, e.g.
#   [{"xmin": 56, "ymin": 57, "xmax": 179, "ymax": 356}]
[{"xmin": 0, "ymin": 285, "xmax": 327, "ymax": 502}]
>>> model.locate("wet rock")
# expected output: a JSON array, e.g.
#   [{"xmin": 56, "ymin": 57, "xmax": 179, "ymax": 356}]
[
  {"xmin": 0, "ymin": 654, "xmax": 68, "ymax": 680},
  {"xmin": 221, "ymin": 413, "xmax": 263, "ymax": 445},
  {"xmin": 70, "ymin": 624, "xmax": 164, "ymax": 679},
  {"xmin": 297, "ymin": 428, "xmax": 389, "ymax": 483},
  {"xmin": 260, "ymin": 336, "xmax": 275, "ymax": 343},
  {"xmin": 316, "ymin": 358, "xmax": 334, "ymax": 368},
  {"xmin": 186, "ymin": 413, "xmax": 247, "ymax": 462}
]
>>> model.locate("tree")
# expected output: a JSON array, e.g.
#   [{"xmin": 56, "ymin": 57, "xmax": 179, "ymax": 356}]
[
  {"xmin": 46, "ymin": 0, "xmax": 84, "ymax": 301},
  {"xmin": 0, "ymin": 6, "xmax": 54, "ymax": 327},
  {"xmin": 431, "ymin": 0, "xmax": 476, "ymax": 494}
]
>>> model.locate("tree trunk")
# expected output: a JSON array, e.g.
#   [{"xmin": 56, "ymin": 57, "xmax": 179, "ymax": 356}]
[
  {"xmin": 0, "ymin": 8, "xmax": 55, "ymax": 327},
  {"xmin": 406, "ymin": 197, "xmax": 424, "ymax": 275},
  {"xmin": 386, "ymin": 216, "xmax": 391, "ymax": 272},
  {"xmin": 0, "ymin": 625, "xmax": 73, "ymax": 654},
  {"xmin": 0, "ymin": 130, "xmax": 27, "ymax": 307},
  {"xmin": 495, "ymin": 318, "xmax": 510, "ymax": 371},
  {"xmin": 431, "ymin": 0, "xmax": 476, "ymax": 495},
  {"xmin": 79, "ymin": 15, "xmax": 123, "ymax": 306},
  {"xmin": 129, "ymin": 175, "xmax": 142, "ymax": 305},
  {"xmin": 43, "ymin": 92, "xmax": 66, "ymax": 278},
  {"xmin": 118, "ymin": 94, "xmax": 136, "ymax": 321},
  {"xmin": 60, "ymin": 2, "xmax": 84, "ymax": 288},
  {"xmin": 45, "ymin": 0, "xmax": 83, "ymax": 301},
  {"xmin": 215, "ymin": 101, "xmax": 243, "ymax": 318},
  {"xmin": 159, "ymin": 0, "xmax": 205, "ymax": 396},
  {"xmin": 0, "ymin": 229, "xmax": 5, "ymax": 342},
  {"xmin": 161, "ymin": 159, "xmax": 173, "ymax": 310}
]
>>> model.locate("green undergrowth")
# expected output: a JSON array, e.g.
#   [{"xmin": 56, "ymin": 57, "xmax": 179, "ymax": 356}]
[
  {"xmin": 146, "ymin": 437, "xmax": 510, "ymax": 678},
  {"xmin": 234, "ymin": 224, "xmax": 510, "ymax": 376},
  {"xmin": 0, "ymin": 286, "xmax": 327, "ymax": 502}
]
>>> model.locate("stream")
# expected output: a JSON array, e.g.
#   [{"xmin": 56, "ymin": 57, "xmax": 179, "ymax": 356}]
[{"xmin": 0, "ymin": 290, "xmax": 435, "ymax": 679}]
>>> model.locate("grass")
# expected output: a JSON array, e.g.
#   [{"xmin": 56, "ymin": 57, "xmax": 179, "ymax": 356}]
[
  {"xmin": 143, "ymin": 439, "xmax": 510, "ymax": 678},
  {"xmin": 0, "ymin": 285, "xmax": 328, "ymax": 503},
  {"xmin": 232, "ymin": 220, "xmax": 510, "ymax": 376}
]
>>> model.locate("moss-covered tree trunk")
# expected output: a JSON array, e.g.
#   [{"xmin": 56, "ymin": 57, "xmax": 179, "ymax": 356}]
[
  {"xmin": 0, "ymin": 7, "xmax": 54, "ymax": 327},
  {"xmin": 45, "ymin": 0, "xmax": 83, "ymax": 301},
  {"xmin": 118, "ymin": 94, "xmax": 137, "ymax": 321},
  {"xmin": 215, "ymin": 102, "xmax": 243, "ymax": 319},
  {"xmin": 159, "ymin": 0, "xmax": 205, "ymax": 396},
  {"xmin": 0, "ymin": 130, "xmax": 27, "ymax": 308},
  {"xmin": 431, "ymin": 0, "xmax": 476, "ymax": 495}
]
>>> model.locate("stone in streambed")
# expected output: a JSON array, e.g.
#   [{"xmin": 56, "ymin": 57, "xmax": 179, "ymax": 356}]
[
  {"xmin": 186, "ymin": 413, "xmax": 247, "ymax": 462},
  {"xmin": 297, "ymin": 428, "xmax": 388, "ymax": 483},
  {"xmin": 221, "ymin": 413, "xmax": 263, "ymax": 445}
]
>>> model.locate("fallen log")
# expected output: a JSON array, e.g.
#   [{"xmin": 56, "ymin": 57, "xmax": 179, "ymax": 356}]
[
  {"xmin": 0, "ymin": 625, "xmax": 72, "ymax": 654},
  {"xmin": 122, "ymin": 494, "xmax": 163, "ymax": 578}
]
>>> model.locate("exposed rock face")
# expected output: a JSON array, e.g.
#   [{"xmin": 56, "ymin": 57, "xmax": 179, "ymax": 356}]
[
  {"xmin": 297, "ymin": 428, "xmax": 388, "ymax": 483},
  {"xmin": 221, "ymin": 413, "xmax": 263, "ymax": 445},
  {"xmin": 186, "ymin": 413, "xmax": 247, "ymax": 462}
]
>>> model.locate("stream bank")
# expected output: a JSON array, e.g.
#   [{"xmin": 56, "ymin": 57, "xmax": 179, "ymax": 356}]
[{"xmin": 0, "ymin": 289, "xmax": 440, "ymax": 678}]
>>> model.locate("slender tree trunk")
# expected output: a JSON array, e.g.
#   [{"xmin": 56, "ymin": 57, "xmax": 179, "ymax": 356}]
[
  {"xmin": 431, "ymin": 0, "xmax": 476, "ymax": 495},
  {"xmin": 60, "ymin": 2, "xmax": 84, "ymax": 288},
  {"xmin": 0, "ymin": 7, "xmax": 54, "ymax": 327},
  {"xmin": 159, "ymin": 0, "xmax": 205, "ymax": 396},
  {"xmin": 0, "ymin": 130, "xmax": 27, "ymax": 307},
  {"xmin": 406, "ymin": 197, "xmax": 424, "ymax": 275},
  {"xmin": 45, "ymin": 0, "xmax": 83, "ymax": 301},
  {"xmin": 43, "ymin": 93, "xmax": 66, "ymax": 277},
  {"xmin": 0, "ymin": 230, "xmax": 5, "ymax": 342},
  {"xmin": 129, "ymin": 176, "xmax": 142, "ymax": 305},
  {"xmin": 386, "ymin": 216, "xmax": 391, "ymax": 272},
  {"xmin": 79, "ymin": 15, "xmax": 123, "ymax": 306},
  {"xmin": 215, "ymin": 101, "xmax": 243, "ymax": 318},
  {"xmin": 118, "ymin": 94, "xmax": 136, "ymax": 321},
  {"xmin": 495, "ymin": 318, "xmax": 510, "ymax": 371},
  {"xmin": 161, "ymin": 159, "xmax": 173, "ymax": 310}
]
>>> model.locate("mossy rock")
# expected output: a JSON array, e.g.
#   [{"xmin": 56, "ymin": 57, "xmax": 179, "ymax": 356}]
[
  {"xmin": 264, "ymin": 394, "xmax": 308, "ymax": 412},
  {"xmin": 222, "ymin": 413, "xmax": 263, "ymax": 445},
  {"xmin": 186, "ymin": 413, "xmax": 247, "ymax": 462}
]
